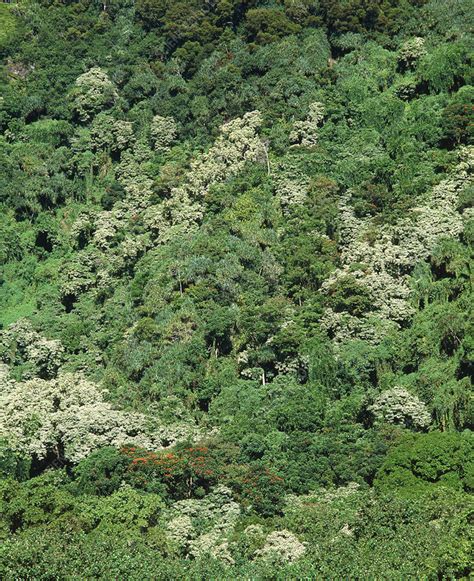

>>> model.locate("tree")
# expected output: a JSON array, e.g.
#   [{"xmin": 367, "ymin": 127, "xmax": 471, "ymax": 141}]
[
  {"xmin": 368, "ymin": 387, "xmax": 431, "ymax": 430},
  {"xmin": 398, "ymin": 37, "xmax": 426, "ymax": 70},
  {"xmin": 255, "ymin": 530, "xmax": 306, "ymax": 564},
  {"xmin": 71, "ymin": 67, "xmax": 118, "ymax": 122},
  {"xmin": 418, "ymin": 41, "xmax": 472, "ymax": 93},
  {"xmin": 290, "ymin": 102, "xmax": 325, "ymax": 147},
  {"xmin": 0, "ymin": 321, "xmax": 64, "ymax": 380},
  {"xmin": 150, "ymin": 115, "xmax": 177, "ymax": 151},
  {"xmin": 245, "ymin": 8, "xmax": 301, "ymax": 44},
  {"xmin": 72, "ymin": 446, "xmax": 132, "ymax": 496},
  {"xmin": 90, "ymin": 113, "xmax": 134, "ymax": 153},
  {"xmin": 319, "ymin": 0, "xmax": 420, "ymax": 35},
  {"xmin": 0, "ymin": 372, "xmax": 158, "ymax": 462},
  {"xmin": 122, "ymin": 444, "xmax": 219, "ymax": 499},
  {"xmin": 441, "ymin": 86, "xmax": 474, "ymax": 146},
  {"xmin": 375, "ymin": 431, "xmax": 473, "ymax": 492}
]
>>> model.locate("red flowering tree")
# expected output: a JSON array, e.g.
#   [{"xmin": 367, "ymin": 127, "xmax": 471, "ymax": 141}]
[{"xmin": 121, "ymin": 445, "xmax": 219, "ymax": 499}]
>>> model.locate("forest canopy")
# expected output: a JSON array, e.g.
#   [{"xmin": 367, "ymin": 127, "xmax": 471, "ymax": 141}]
[{"xmin": 0, "ymin": 0, "xmax": 473, "ymax": 578}]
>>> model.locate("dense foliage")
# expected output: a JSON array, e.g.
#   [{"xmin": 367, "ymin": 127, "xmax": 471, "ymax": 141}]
[{"xmin": 0, "ymin": 0, "xmax": 472, "ymax": 578}]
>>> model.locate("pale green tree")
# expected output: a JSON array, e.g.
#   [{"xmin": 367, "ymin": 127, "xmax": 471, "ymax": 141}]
[
  {"xmin": 72, "ymin": 67, "xmax": 118, "ymax": 122},
  {"xmin": 368, "ymin": 387, "xmax": 431, "ymax": 430}
]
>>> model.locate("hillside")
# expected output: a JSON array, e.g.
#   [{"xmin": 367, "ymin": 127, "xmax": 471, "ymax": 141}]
[{"xmin": 0, "ymin": 1, "xmax": 473, "ymax": 578}]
